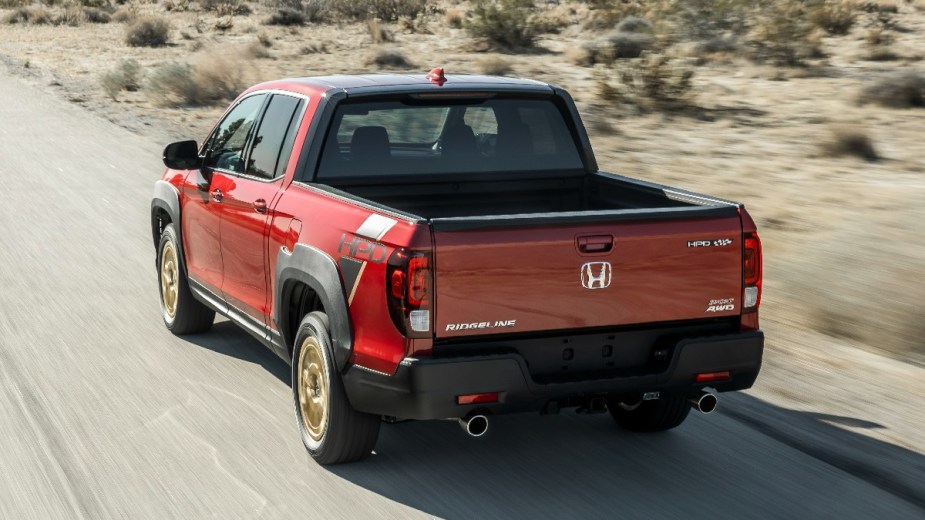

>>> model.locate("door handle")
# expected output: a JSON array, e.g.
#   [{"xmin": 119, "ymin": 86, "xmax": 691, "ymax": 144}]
[
  {"xmin": 211, "ymin": 188, "xmax": 223, "ymax": 203},
  {"xmin": 253, "ymin": 199, "xmax": 268, "ymax": 213},
  {"xmin": 577, "ymin": 235, "xmax": 613, "ymax": 254}
]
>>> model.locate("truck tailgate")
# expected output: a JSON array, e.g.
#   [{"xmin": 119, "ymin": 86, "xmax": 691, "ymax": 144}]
[{"xmin": 432, "ymin": 213, "xmax": 743, "ymax": 338}]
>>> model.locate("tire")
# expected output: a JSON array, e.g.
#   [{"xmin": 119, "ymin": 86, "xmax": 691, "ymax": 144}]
[
  {"xmin": 292, "ymin": 312, "xmax": 380, "ymax": 465},
  {"xmin": 606, "ymin": 393, "xmax": 691, "ymax": 432},
  {"xmin": 157, "ymin": 224, "xmax": 215, "ymax": 335}
]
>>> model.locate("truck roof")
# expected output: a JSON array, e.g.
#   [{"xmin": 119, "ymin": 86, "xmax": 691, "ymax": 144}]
[{"xmin": 246, "ymin": 72, "xmax": 553, "ymax": 98}]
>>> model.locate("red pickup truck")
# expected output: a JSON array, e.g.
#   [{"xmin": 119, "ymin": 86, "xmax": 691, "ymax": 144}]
[{"xmin": 152, "ymin": 69, "xmax": 764, "ymax": 465}]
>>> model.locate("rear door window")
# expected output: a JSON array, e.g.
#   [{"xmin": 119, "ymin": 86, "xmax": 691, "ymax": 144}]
[{"xmin": 246, "ymin": 94, "xmax": 304, "ymax": 179}]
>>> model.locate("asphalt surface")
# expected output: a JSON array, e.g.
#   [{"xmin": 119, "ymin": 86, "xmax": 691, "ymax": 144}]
[{"xmin": 0, "ymin": 71, "xmax": 922, "ymax": 520}]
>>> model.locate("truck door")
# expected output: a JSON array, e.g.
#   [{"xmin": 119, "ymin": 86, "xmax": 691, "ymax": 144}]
[
  {"xmin": 182, "ymin": 93, "xmax": 267, "ymax": 296},
  {"xmin": 219, "ymin": 93, "xmax": 305, "ymax": 327}
]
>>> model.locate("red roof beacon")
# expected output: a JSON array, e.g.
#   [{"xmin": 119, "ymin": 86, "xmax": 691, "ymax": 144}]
[{"xmin": 426, "ymin": 67, "xmax": 447, "ymax": 86}]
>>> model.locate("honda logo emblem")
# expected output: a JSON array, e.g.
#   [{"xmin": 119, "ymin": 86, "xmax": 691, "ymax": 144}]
[{"xmin": 581, "ymin": 262, "xmax": 612, "ymax": 290}]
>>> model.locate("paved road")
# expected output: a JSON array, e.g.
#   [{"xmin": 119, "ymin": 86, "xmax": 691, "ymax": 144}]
[{"xmin": 0, "ymin": 71, "xmax": 922, "ymax": 520}]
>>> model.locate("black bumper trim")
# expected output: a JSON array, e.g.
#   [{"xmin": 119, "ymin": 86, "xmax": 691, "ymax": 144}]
[{"xmin": 343, "ymin": 330, "xmax": 764, "ymax": 420}]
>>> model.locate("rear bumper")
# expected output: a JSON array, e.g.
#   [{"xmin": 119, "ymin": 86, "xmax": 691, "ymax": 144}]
[{"xmin": 343, "ymin": 330, "xmax": 764, "ymax": 420}]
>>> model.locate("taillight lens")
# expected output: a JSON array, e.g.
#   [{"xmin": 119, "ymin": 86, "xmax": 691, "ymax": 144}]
[
  {"xmin": 386, "ymin": 249, "xmax": 432, "ymax": 338},
  {"xmin": 407, "ymin": 255, "xmax": 430, "ymax": 307},
  {"xmin": 744, "ymin": 235, "xmax": 761, "ymax": 285},
  {"xmin": 742, "ymin": 232, "xmax": 762, "ymax": 315}
]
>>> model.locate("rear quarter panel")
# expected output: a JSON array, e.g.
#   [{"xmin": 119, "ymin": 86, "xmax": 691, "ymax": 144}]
[{"xmin": 269, "ymin": 185, "xmax": 427, "ymax": 374}]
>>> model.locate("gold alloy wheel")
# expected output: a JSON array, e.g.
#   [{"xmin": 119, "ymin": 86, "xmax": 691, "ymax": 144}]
[
  {"xmin": 298, "ymin": 337, "xmax": 328, "ymax": 442},
  {"xmin": 160, "ymin": 241, "xmax": 179, "ymax": 318}
]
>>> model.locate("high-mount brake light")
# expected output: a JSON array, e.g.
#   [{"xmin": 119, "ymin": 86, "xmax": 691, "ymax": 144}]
[
  {"xmin": 425, "ymin": 67, "xmax": 447, "ymax": 86},
  {"xmin": 386, "ymin": 249, "xmax": 433, "ymax": 338}
]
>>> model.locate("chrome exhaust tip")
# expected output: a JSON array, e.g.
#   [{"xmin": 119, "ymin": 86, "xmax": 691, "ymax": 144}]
[
  {"xmin": 689, "ymin": 392, "xmax": 718, "ymax": 414},
  {"xmin": 459, "ymin": 414, "xmax": 489, "ymax": 437}
]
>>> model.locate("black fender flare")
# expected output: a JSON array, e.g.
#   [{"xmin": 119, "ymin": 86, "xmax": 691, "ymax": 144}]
[
  {"xmin": 275, "ymin": 244, "xmax": 353, "ymax": 371},
  {"xmin": 151, "ymin": 180, "xmax": 186, "ymax": 274}
]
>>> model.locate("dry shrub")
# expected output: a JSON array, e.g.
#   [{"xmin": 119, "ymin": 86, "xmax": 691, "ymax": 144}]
[
  {"xmin": 367, "ymin": 17, "xmax": 394, "ymax": 43},
  {"xmin": 695, "ymin": 36, "xmax": 741, "ymax": 55},
  {"xmin": 749, "ymin": 1, "xmax": 820, "ymax": 66},
  {"xmin": 531, "ymin": 4, "xmax": 574, "ymax": 34},
  {"xmin": 583, "ymin": 0, "xmax": 649, "ymax": 31},
  {"xmin": 820, "ymin": 126, "xmax": 878, "ymax": 161},
  {"xmin": 111, "ymin": 7, "xmax": 135, "ymax": 23},
  {"xmin": 213, "ymin": 16, "xmax": 233, "ymax": 31},
  {"xmin": 863, "ymin": 28, "xmax": 899, "ymax": 61},
  {"xmin": 566, "ymin": 45, "xmax": 594, "ymax": 67},
  {"xmin": 266, "ymin": 0, "xmax": 330, "ymax": 23},
  {"xmin": 465, "ymin": 0, "xmax": 537, "ymax": 50},
  {"xmin": 100, "ymin": 59, "xmax": 142, "ymax": 100},
  {"xmin": 478, "ymin": 55, "xmax": 512, "ymax": 76},
  {"xmin": 330, "ymin": 0, "xmax": 429, "ymax": 23},
  {"xmin": 0, "ymin": 0, "xmax": 30, "ymax": 8},
  {"xmin": 163, "ymin": 0, "xmax": 191, "ymax": 12},
  {"xmin": 257, "ymin": 32, "xmax": 272, "ymax": 47},
  {"xmin": 445, "ymin": 7, "xmax": 463, "ymax": 28},
  {"xmin": 580, "ymin": 30, "xmax": 654, "ymax": 66},
  {"xmin": 146, "ymin": 62, "xmax": 198, "ymax": 106},
  {"xmin": 126, "ymin": 16, "xmax": 170, "ymax": 47},
  {"xmin": 212, "ymin": 16, "xmax": 234, "ymax": 32},
  {"xmin": 146, "ymin": 57, "xmax": 245, "ymax": 106},
  {"xmin": 596, "ymin": 54, "xmax": 695, "ymax": 111},
  {"xmin": 615, "ymin": 16, "xmax": 651, "ymax": 34},
  {"xmin": 858, "ymin": 70, "xmax": 925, "ymax": 108},
  {"xmin": 265, "ymin": 8, "xmax": 304, "ymax": 26},
  {"xmin": 55, "ymin": 5, "xmax": 87, "ymax": 26},
  {"xmin": 666, "ymin": 0, "xmax": 752, "ymax": 42},
  {"xmin": 809, "ymin": 1, "xmax": 855, "ymax": 35},
  {"xmin": 83, "ymin": 7, "xmax": 110, "ymax": 23},
  {"xmin": 196, "ymin": 57, "xmax": 246, "ymax": 100},
  {"xmin": 785, "ymin": 225, "xmax": 925, "ymax": 360},
  {"xmin": 603, "ymin": 29, "xmax": 654, "ymax": 59},
  {"xmin": 301, "ymin": 0, "xmax": 332, "ymax": 23},
  {"xmin": 300, "ymin": 41, "xmax": 328, "ymax": 53},
  {"xmin": 200, "ymin": 0, "xmax": 251, "ymax": 16},
  {"xmin": 864, "ymin": 47, "xmax": 901, "ymax": 61},
  {"xmin": 397, "ymin": 10, "xmax": 430, "ymax": 33},
  {"xmin": 75, "ymin": 0, "xmax": 109, "ymax": 8},
  {"xmin": 859, "ymin": 0, "xmax": 899, "ymax": 13},
  {"xmin": 6, "ymin": 6, "xmax": 51, "ymax": 24},
  {"xmin": 865, "ymin": 27, "xmax": 894, "ymax": 46},
  {"xmin": 246, "ymin": 41, "xmax": 270, "ymax": 58},
  {"xmin": 365, "ymin": 47, "xmax": 414, "ymax": 69}
]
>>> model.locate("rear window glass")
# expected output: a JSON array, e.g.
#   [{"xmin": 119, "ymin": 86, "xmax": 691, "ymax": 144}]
[{"xmin": 316, "ymin": 98, "xmax": 583, "ymax": 179}]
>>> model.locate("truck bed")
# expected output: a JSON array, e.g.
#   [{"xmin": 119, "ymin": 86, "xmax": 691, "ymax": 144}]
[{"xmin": 326, "ymin": 171, "xmax": 713, "ymax": 220}]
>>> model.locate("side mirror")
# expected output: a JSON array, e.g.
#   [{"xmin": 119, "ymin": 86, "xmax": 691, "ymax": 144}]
[{"xmin": 163, "ymin": 140, "xmax": 202, "ymax": 170}]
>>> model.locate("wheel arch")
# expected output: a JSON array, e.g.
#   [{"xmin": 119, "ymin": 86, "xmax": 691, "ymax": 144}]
[
  {"xmin": 275, "ymin": 244, "xmax": 353, "ymax": 371},
  {"xmin": 151, "ymin": 180, "xmax": 185, "ymax": 274}
]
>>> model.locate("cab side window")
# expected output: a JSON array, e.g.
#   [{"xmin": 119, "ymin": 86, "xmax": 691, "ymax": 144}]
[
  {"xmin": 204, "ymin": 94, "xmax": 266, "ymax": 173},
  {"xmin": 246, "ymin": 95, "xmax": 304, "ymax": 180}
]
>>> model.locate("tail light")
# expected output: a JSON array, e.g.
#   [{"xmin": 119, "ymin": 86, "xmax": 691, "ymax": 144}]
[
  {"xmin": 386, "ymin": 248, "xmax": 432, "ymax": 338},
  {"xmin": 742, "ymin": 232, "xmax": 762, "ymax": 327}
]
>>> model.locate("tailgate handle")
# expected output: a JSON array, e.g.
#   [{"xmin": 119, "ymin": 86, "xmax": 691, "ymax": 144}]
[{"xmin": 577, "ymin": 235, "xmax": 613, "ymax": 254}]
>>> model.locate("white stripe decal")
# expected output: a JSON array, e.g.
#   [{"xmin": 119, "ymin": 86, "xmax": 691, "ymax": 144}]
[{"xmin": 355, "ymin": 214, "xmax": 398, "ymax": 241}]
